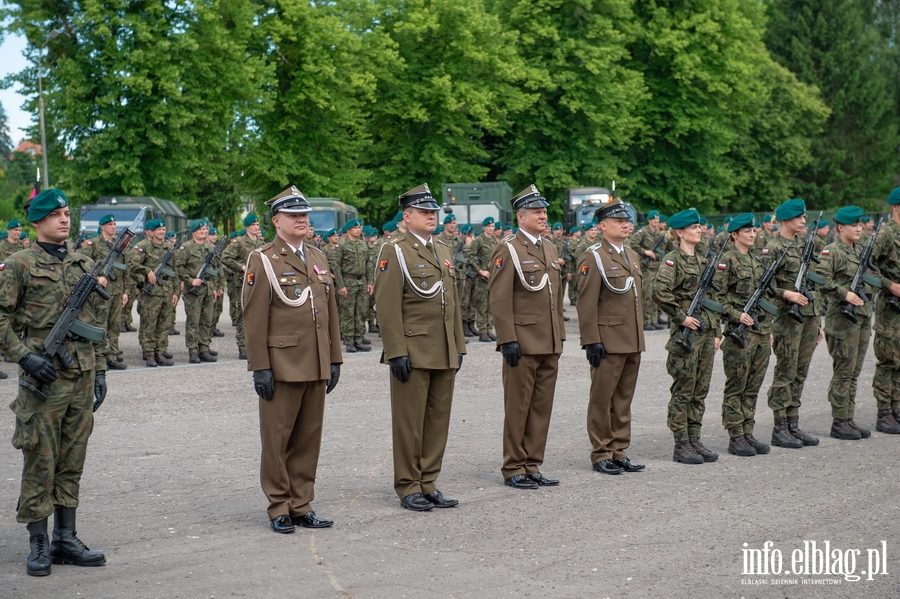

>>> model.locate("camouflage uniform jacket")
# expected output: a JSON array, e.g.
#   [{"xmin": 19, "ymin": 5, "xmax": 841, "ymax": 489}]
[
  {"xmin": 334, "ymin": 237, "xmax": 373, "ymax": 288},
  {"xmin": 765, "ymin": 234, "xmax": 821, "ymax": 317},
  {"xmin": 221, "ymin": 234, "xmax": 266, "ymax": 283},
  {"xmin": 0, "ymin": 239, "xmax": 23, "ymax": 262},
  {"xmin": 467, "ymin": 233, "xmax": 497, "ymax": 273},
  {"xmin": 175, "ymin": 239, "xmax": 217, "ymax": 296},
  {"xmin": 0, "ymin": 244, "xmax": 105, "ymax": 370},
  {"xmin": 820, "ymin": 238, "xmax": 875, "ymax": 336},
  {"xmin": 82, "ymin": 235, "xmax": 128, "ymax": 294},
  {"xmin": 652, "ymin": 247, "xmax": 722, "ymax": 336},
  {"xmin": 714, "ymin": 248, "xmax": 772, "ymax": 336},
  {"xmin": 126, "ymin": 239, "xmax": 178, "ymax": 297}
]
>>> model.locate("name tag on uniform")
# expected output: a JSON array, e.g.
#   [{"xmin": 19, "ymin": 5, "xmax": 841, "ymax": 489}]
[
  {"xmin": 414, "ymin": 264, "xmax": 428, "ymax": 268},
  {"xmin": 522, "ymin": 260, "xmax": 535, "ymax": 264},
  {"xmin": 609, "ymin": 266, "xmax": 619, "ymax": 270}
]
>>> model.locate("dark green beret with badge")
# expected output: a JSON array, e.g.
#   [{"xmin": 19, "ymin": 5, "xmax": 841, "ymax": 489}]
[
  {"xmin": 98, "ymin": 214, "xmax": 116, "ymax": 226},
  {"xmin": 28, "ymin": 188, "xmax": 68, "ymax": 222},
  {"xmin": 188, "ymin": 219, "xmax": 208, "ymax": 232},
  {"xmin": 346, "ymin": 218, "xmax": 363, "ymax": 229},
  {"xmin": 762, "ymin": 214, "xmax": 773, "ymax": 223},
  {"xmin": 434, "ymin": 225, "xmax": 444, "ymax": 235},
  {"xmin": 208, "ymin": 226, "xmax": 218, "ymax": 235},
  {"xmin": 888, "ymin": 187, "xmax": 900, "ymax": 205},
  {"xmin": 668, "ymin": 208, "xmax": 701, "ymax": 230},
  {"xmin": 460, "ymin": 223, "xmax": 473, "ymax": 234},
  {"xmin": 699, "ymin": 217, "xmax": 708, "ymax": 226},
  {"xmin": 243, "ymin": 213, "xmax": 259, "ymax": 227},
  {"xmin": 482, "ymin": 216, "xmax": 495, "ymax": 226},
  {"xmin": 7, "ymin": 219, "xmax": 23, "ymax": 229},
  {"xmin": 659, "ymin": 214, "xmax": 668, "ymax": 223},
  {"xmin": 647, "ymin": 210, "xmax": 659, "ymax": 220},
  {"xmin": 834, "ymin": 205, "xmax": 864, "ymax": 225},
  {"xmin": 727, "ymin": 213, "xmax": 756, "ymax": 232},
  {"xmin": 552, "ymin": 222, "xmax": 562, "ymax": 230},
  {"xmin": 145, "ymin": 219, "xmax": 166, "ymax": 231},
  {"xmin": 383, "ymin": 220, "xmax": 398, "ymax": 232},
  {"xmin": 443, "ymin": 213, "xmax": 456, "ymax": 224},
  {"xmin": 775, "ymin": 198, "xmax": 806, "ymax": 221},
  {"xmin": 570, "ymin": 226, "xmax": 580, "ymax": 234}
]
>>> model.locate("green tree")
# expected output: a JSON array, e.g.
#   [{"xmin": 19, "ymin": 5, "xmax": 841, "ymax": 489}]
[
  {"xmin": 765, "ymin": 0, "xmax": 900, "ymax": 208},
  {"xmin": 0, "ymin": 102, "xmax": 13, "ymax": 159}
]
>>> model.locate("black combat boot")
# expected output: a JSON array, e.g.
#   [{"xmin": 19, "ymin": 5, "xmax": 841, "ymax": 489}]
[
  {"xmin": 198, "ymin": 351, "xmax": 217, "ymax": 363},
  {"xmin": 169, "ymin": 326, "xmax": 180, "ymax": 335},
  {"xmin": 672, "ymin": 440, "xmax": 703, "ymax": 464},
  {"xmin": 830, "ymin": 419, "xmax": 861, "ymax": 440},
  {"xmin": 144, "ymin": 353, "xmax": 158, "ymax": 368},
  {"xmin": 689, "ymin": 437, "xmax": 718, "ymax": 462},
  {"xmin": 771, "ymin": 416, "xmax": 803, "ymax": 448},
  {"xmin": 238, "ymin": 348, "xmax": 248, "ymax": 360},
  {"xmin": 847, "ymin": 419, "xmax": 871, "ymax": 439},
  {"xmin": 105, "ymin": 357, "xmax": 127, "ymax": 370},
  {"xmin": 876, "ymin": 410, "xmax": 900, "ymax": 434},
  {"xmin": 478, "ymin": 333, "xmax": 492, "ymax": 343},
  {"xmin": 786, "ymin": 415, "xmax": 819, "ymax": 446},
  {"xmin": 727, "ymin": 434, "xmax": 756, "ymax": 457},
  {"xmin": 369, "ymin": 323, "xmax": 380, "ymax": 334},
  {"xmin": 26, "ymin": 519, "xmax": 51, "ymax": 576},
  {"xmin": 744, "ymin": 433, "xmax": 770, "ymax": 454},
  {"xmin": 49, "ymin": 507, "xmax": 106, "ymax": 567},
  {"xmin": 161, "ymin": 350, "xmax": 173, "ymax": 359},
  {"xmin": 189, "ymin": 353, "xmax": 201, "ymax": 364},
  {"xmin": 467, "ymin": 321, "xmax": 479, "ymax": 337},
  {"xmin": 487, "ymin": 331, "xmax": 497, "ymax": 341},
  {"xmin": 155, "ymin": 353, "xmax": 174, "ymax": 366}
]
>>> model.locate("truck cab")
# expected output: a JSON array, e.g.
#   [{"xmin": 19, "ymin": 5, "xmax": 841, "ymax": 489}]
[
  {"xmin": 568, "ymin": 186, "xmax": 639, "ymax": 228},
  {"xmin": 79, "ymin": 196, "xmax": 189, "ymax": 242},
  {"xmin": 306, "ymin": 198, "xmax": 359, "ymax": 236},
  {"xmin": 440, "ymin": 182, "xmax": 513, "ymax": 233}
]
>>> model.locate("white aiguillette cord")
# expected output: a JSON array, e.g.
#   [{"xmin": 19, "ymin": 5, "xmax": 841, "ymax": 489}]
[
  {"xmin": 589, "ymin": 243, "xmax": 636, "ymax": 297},
  {"xmin": 256, "ymin": 250, "xmax": 315, "ymax": 316},
  {"xmin": 505, "ymin": 241, "xmax": 551, "ymax": 296},
  {"xmin": 393, "ymin": 244, "xmax": 445, "ymax": 304}
]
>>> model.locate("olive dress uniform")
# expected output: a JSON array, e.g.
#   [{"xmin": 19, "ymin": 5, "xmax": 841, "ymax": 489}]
[{"xmin": 576, "ymin": 236, "xmax": 645, "ymax": 469}]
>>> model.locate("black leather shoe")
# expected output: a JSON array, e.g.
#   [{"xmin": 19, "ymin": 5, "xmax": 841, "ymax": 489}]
[
  {"xmin": 400, "ymin": 492, "xmax": 434, "ymax": 511},
  {"xmin": 292, "ymin": 511, "xmax": 333, "ymax": 528},
  {"xmin": 592, "ymin": 459, "xmax": 624, "ymax": 475},
  {"xmin": 270, "ymin": 515, "xmax": 295, "ymax": 534},
  {"xmin": 504, "ymin": 474, "xmax": 538, "ymax": 489},
  {"xmin": 528, "ymin": 472, "xmax": 559, "ymax": 486},
  {"xmin": 613, "ymin": 457, "xmax": 645, "ymax": 472},
  {"xmin": 423, "ymin": 490, "xmax": 458, "ymax": 508}
]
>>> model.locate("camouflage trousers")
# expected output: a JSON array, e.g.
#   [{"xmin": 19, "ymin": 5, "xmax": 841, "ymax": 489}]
[
  {"xmin": 766, "ymin": 312, "xmax": 819, "ymax": 418},
  {"xmin": 472, "ymin": 278, "xmax": 493, "ymax": 334},
  {"xmin": 642, "ymin": 266, "xmax": 660, "ymax": 325},
  {"xmin": 665, "ymin": 328, "xmax": 716, "ymax": 441},
  {"xmin": 228, "ymin": 279, "xmax": 242, "ymax": 324},
  {"xmin": 826, "ymin": 315, "xmax": 871, "ymax": 419},
  {"xmin": 122, "ymin": 285, "xmax": 137, "ymax": 325},
  {"xmin": 456, "ymin": 275, "xmax": 468, "ymax": 321},
  {"xmin": 462, "ymin": 277, "xmax": 477, "ymax": 322},
  {"xmin": 212, "ymin": 288, "xmax": 224, "ymax": 329},
  {"xmin": 340, "ymin": 283, "xmax": 369, "ymax": 343},
  {"xmin": 168, "ymin": 290, "xmax": 181, "ymax": 330},
  {"xmin": 138, "ymin": 292, "xmax": 172, "ymax": 353},
  {"xmin": 873, "ymin": 303, "xmax": 900, "ymax": 410},
  {"xmin": 183, "ymin": 288, "xmax": 215, "ymax": 353},
  {"xmin": 721, "ymin": 332, "xmax": 770, "ymax": 435},
  {"xmin": 98, "ymin": 291, "xmax": 124, "ymax": 360},
  {"xmin": 10, "ymin": 368, "xmax": 94, "ymax": 523}
]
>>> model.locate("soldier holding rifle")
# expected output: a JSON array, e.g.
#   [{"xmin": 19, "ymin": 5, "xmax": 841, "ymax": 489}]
[{"xmin": 870, "ymin": 187, "xmax": 900, "ymax": 434}]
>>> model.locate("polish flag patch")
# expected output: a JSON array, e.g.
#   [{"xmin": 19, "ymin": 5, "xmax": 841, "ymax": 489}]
[
  {"xmin": 665, "ymin": 259, "xmax": 675, "ymax": 267},
  {"xmin": 717, "ymin": 263, "xmax": 727, "ymax": 270},
  {"xmin": 0, "ymin": 263, "xmax": 4, "ymax": 271},
  {"xmin": 761, "ymin": 248, "xmax": 769, "ymax": 255},
  {"xmin": 821, "ymin": 249, "xmax": 830, "ymax": 255}
]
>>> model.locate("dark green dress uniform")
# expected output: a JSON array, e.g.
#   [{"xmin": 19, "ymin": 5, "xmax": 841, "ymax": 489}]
[{"xmin": 870, "ymin": 191, "xmax": 900, "ymax": 433}]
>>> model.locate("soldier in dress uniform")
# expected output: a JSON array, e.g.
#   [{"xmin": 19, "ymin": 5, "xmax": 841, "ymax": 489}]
[
  {"xmin": 490, "ymin": 185, "xmax": 565, "ymax": 490},
  {"xmin": 243, "ymin": 185, "xmax": 342, "ymax": 533},
  {"xmin": 576, "ymin": 199, "xmax": 646, "ymax": 475},
  {"xmin": 373, "ymin": 183, "xmax": 465, "ymax": 511}
]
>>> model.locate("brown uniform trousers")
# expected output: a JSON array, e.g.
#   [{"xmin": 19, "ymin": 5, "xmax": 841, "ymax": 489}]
[
  {"xmin": 489, "ymin": 231, "xmax": 565, "ymax": 478},
  {"xmin": 576, "ymin": 239, "xmax": 645, "ymax": 465},
  {"xmin": 243, "ymin": 238, "xmax": 342, "ymax": 519},
  {"xmin": 374, "ymin": 234, "xmax": 466, "ymax": 498}
]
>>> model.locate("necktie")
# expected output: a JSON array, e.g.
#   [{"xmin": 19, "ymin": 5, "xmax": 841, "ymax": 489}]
[
  {"xmin": 535, "ymin": 239, "xmax": 542, "ymax": 248},
  {"xmin": 296, "ymin": 249, "xmax": 306, "ymax": 265}
]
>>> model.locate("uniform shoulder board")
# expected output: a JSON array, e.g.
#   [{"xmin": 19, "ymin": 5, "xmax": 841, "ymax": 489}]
[
  {"xmin": 389, "ymin": 238, "xmax": 402, "ymax": 245},
  {"xmin": 255, "ymin": 242, "xmax": 275, "ymax": 253},
  {"xmin": 587, "ymin": 242, "xmax": 603, "ymax": 252},
  {"xmin": 434, "ymin": 238, "xmax": 449, "ymax": 247},
  {"xmin": 500, "ymin": 233, "xmax": 516, "ymax": 243}
]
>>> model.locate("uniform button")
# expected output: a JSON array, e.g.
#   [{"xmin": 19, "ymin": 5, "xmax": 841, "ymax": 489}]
[
  {"xmin": 278, "ymin": 342, "xmax": 283, "ymax": 346},
  {"xmin": 520, "ymin": 320, "xmax": 524, "ymax": 324},
  {"xmin": 316, "ymin": 325, "xmax": 321, "ymax": 329},
  {"xmin": 408, "ymin": 330, "xmax": 413, "ymax": 334}
]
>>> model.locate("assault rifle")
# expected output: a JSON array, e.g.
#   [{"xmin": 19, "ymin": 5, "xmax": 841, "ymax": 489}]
[
  {"xmin": 673, "ymin": 241, "xmax": 727, "ymax": 354},
  {"xmin": 841, "ymin": 218, "xmax": 883, "ymax": 324},
  {"xmin": 72, "ymin": 231, "xmax": 88, "ymax": 250},
  {"xmin": 20, "ymin": 228, "xmax": 135, "ymax": 402},
  {"xmin": 726, "ymin": 244, "xmax": 791, "ymax": 349},
  {"xmin": 640, "ymin": 233, "xmax": 667, "ymax": 268},
  {"xmin": 562, "ymin": 239, "xmax": 572, "ymax": 262},
  {"xmin": 453, "ymin": 237, "xmax": 468, "ymax": 269},
  {"xmin": 187, "ymin": 237, "xmax": 227, "ymax": 296},
  {"xmin": 786, "ymin": 211, "xmax": 826, "ymax": 323},
  {"xmin": 143, "ymin": 232, "xmax": 185, "ymax": 295}
]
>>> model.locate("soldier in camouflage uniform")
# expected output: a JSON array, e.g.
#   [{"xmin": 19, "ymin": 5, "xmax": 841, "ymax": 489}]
[
  {"xmin": 456, "ymin": 223, "xmax": 477, "ymax": 335},
  {"xmin": 468, "ymin": 217, "xmax": 498, "ymax": 342},
  {"xmin": 870, "ymin": 187, "xmax": 900, "ymax": 434},
  {"xmin": 127, "ymin": 219, "xmax": 179, "ymax": 367},
  {"xmin": 334, "ymin": 218, "xmax": 373, "ymax": 352},
  {"xmin": 221, "ymin": 214, "xmax": 266, "ymax": 359},
  {"xmin": 2, "ymin": 189, "xmax": 107, "ymax": 576},
  {"xmin": 164, "ymin": 231, "xmax": 181, "ymax": 336},
  {"xmin": 0, "ymin": 219, "xmax": 25, "ymax": 261},
  {"xmin": 714, "ymin": 214, "xmax": 773, "ymax": 457},
  {"xmin": 753, "ymin": 214, "xmax": 775, "ymax": 253},
  {"xmin": 652, "ymin": 209, "xmax": 721, "ymax": 465},
  {"xmin": 568, "ymin": 223, "xmax": 598, "ymax": 308},
  {"xmin": 635, "ymin": 211, "xmax": 669, "ymax": 330},
  {"xmin": 820, "ymin": 206, "xmax": 877, "ymax": 440},
  {"xmin": 174, "ymin": 219, "xmax": 218, "ymax": 363},
  {"xmin": 225, "ymin": 231, "xmax": 244, "ymax": 326},
  {"xmin": 565, "ymin": 226, "xmax": 582, "ymax": 306},
  {"xmin": 764, "ymin": 198, "xmax": 821, "ymax": 449},
  {"xmin": 207, "ymin": 227, "xmax": 226, "ymax": 338},
  {"xmin": 82, "ymin": 214, "xmax": 129, "ymax": 370}
]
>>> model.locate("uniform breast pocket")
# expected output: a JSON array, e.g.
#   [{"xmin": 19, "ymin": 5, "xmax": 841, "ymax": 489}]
[
  {"xmin": 736, "ymin": 267, "xmax": 753, "ymax": 295},
  {"xmin": 413, "ymin": 270, "xmax": 439, "ymax": 289},
  {"xmin": 598, "ymin": 315, "xmax": 624, "ymax": 327},
  {"xmin": 25, "ymin": 270, "xmax": 63, "ymax": 313}
]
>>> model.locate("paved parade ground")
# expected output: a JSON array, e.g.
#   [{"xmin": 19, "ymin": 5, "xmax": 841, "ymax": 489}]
[{"xmin": 0, "ymin": 301, "xmax": 898, "ymax": 598}]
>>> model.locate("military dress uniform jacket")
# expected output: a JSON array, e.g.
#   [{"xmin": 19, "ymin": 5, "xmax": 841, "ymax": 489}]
[
  {"xmin": 243, "ymin": 237, "xmax": 342, "ymax": 381},
  {"xmin": 576, "ymin": 239, "xmax": 645, "ymax": 353},
  {"xmin": 374, "ymin": 235, "xmax": 465, "ymax": 369},
  {"xmin": 489, "ymin": 232, "xmax": 565, "ymax": 355}
]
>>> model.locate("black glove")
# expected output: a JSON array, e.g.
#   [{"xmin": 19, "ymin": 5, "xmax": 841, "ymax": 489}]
[
  {"xmin": 501, "ymin": 342, "xmax": 521, "ymax": 367},
  {"xmin": 326, "ymin": 363, "xmax": 341, "ymax": 394},
  {"xmin": 93, "ymin": 371, "xmax": 106, "ymax": 412},
  {"xmin": 457, "ymin": 353, "xmax": 464, "ymax": 370},
  {"xmin": 389, "ymin": 356, "xmax": 411, "ymax": 383},
  {"xmin": 19, "ymin": 352, "xmax": 58, "ymax": 385},
  {"xmin": 253, "ymin": 369, "xmax": 275, "ymax": 401},
  {"xmin": 585, "ymin": 342, "xmax": 607, "ymax": 367}
]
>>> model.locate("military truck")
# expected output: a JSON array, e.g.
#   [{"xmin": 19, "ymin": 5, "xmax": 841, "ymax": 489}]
[
  {"xmin": 78, "ymin": 196, "xmax": 189, "ymax": 241},
  {"xmin": 440, "ymin": 182, "xmax": 513, "ymax": 233},
  {"xmin": 567, "ymin": 185, "xmax": 640, "ymax": 229},
  {"xmin": 306, "ymin": 198, "xmax": 359, "ymax": 235}
]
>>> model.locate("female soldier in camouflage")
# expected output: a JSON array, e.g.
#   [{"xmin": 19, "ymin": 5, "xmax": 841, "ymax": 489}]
[
  {"xmin": 820, "ymin": 206, "xmax": 875, "ymax": 440},
  {"xmin": 652, "ymin": 209, "xmax": 721, "ymax": 465}
]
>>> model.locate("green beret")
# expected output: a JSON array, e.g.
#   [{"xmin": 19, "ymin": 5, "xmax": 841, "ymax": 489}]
[
  {"xmin": 434, "ymin": 225, "xmax": 444, "ymax": 235},
  {"xmin": 727, "ymin": 213, "xmax": 757, "ymax": 232},
  {"xmin": 482, "ymin": 217, "xmax": 495, "ymax": 226},
  {"xmin": 208, "ymin": 226, "xmax": 218, "ymax": 235},
  {"xmin": 394, "ymin": 211, "xmax": 404, "ymax": 221},
  {"xmin": 383, "ymin": 221, "xmax": 398, "ymax": 233},
  {"xmin": 817, "ymin": 221, "xmax": 829, "ymax": 230},
  {"xmin": 165, "ymin": 231, "xmax": 177, "ymax": 239},
  {"xmin": 775, "ymin": 198, "xmax": 806, "ymax": 221},
  {"xmin": 552, "ymin": 222, "xmax": 562, "ymax": 230},
  {"xmin": 243, "ymin": 213, "xmax": 259, "ymax": 227},
  {"xmin": 0, "ymin": 231, "xmax": 7, "ymax": 240},
  {"xmin": 887, "ymin": 187, "xmax": 900, "ymax": 205},
  {"xmin": 443, "ymin": 214, "xmax": 457, "ymax": 224},
  {"xmin": 322, "ymin": 228, "xmax": 335, "ymax": 239},
  {"xmin": 834, "ymin": 206, "xmax": 865, "ymax": 225},
  {"xmin": 723, "ymin": 216, "xmax": 733, "ymax": 224},
  {"xmin": 20, "ymin": 232, "xmax": 28, "ymax": 239},
  {"xmin": 28, "ymin": 189, "xmax": 68, "ymax": 222},
  {"xmin": 98, "ymin": 214, "xmax": 116, "ymax": 226},
  {"xmin": 188, "ymin": 219, "xmax": 208, "ymax": 232},
  {"xmin": 699, "ymin": 217, "xmax": 708, "ymax": 225},
  {"xmin": 513, "ymin": 227, "xmax": 519, "ymax": 234},
  {"xmin": 861, "ymin": 215, "xmax": 871, "ymax": 223},
  {"xmin": 460, "ymin": 223, "xmax": 474, "ymax": 234},
  {"xmin": 502, "ymin": 224, "xmax": 511, "ymax": 231},
  {"xmin": 659, "ymin": 214, "xmax": 668, "ymax": 223},
  {"xmin": 668, "ymin": 209, "xmax": 701, "ymax": 230},
  {"xmin": 569, "ymin": 226, "xmax": 580, "ymax": 234},
  {"xmin": 145, "ymin": 219, "xmax": 166, "ymax": 231},
  {"xmin": 591, "ymin": 218, "xmax": 599, "ymax": 226},
  {"xmin": 346, "ymin": 218, "xmax": 362, "ymax": 229},
  {"xmin": 339, "ymin": 222, "xmax": 350, "ymax": 234},
  {"xmin": 647, "ymin": 210, "xmax": 660, "ymax": 220},
  {"xmin": 762, "ymin": 214, "xmax": 773, "ymax": 223},
  {"xmin": 7, "ymin": 219, "xmax": 23, "ymax": 229},
  {"xmin": 229, "ymin": 231, "xmax": 240, "ymax": 239}
]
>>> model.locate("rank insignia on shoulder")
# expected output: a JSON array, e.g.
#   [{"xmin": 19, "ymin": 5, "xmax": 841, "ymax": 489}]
[
  {"xmin": 821, "ymin": 249, "xmax": 830, "ymax": 255},
  {"xmin": 247, "ymin": 273, "xmax": 254, "ymax": 286},
  {"xmin": 581, "ymin": 265, "xmax": 589, "ymax": 276},
  {"xmin": 665, "ymin": 259, "xmax": 675, "ymax": 267},
  {"xmin": 379, "ymin": 259, "xmax": 388, "ymax": 272},
  {"xmin": 761, "ymin": 248, "xmax": 769, "ymax": 255},
  {"xmin": 495, "ymin": 258, "xmax": 503, "ymax": 269},
  {"xmin": 717, "ymin": 263, "xmax": 727, "ymax": 270}
]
